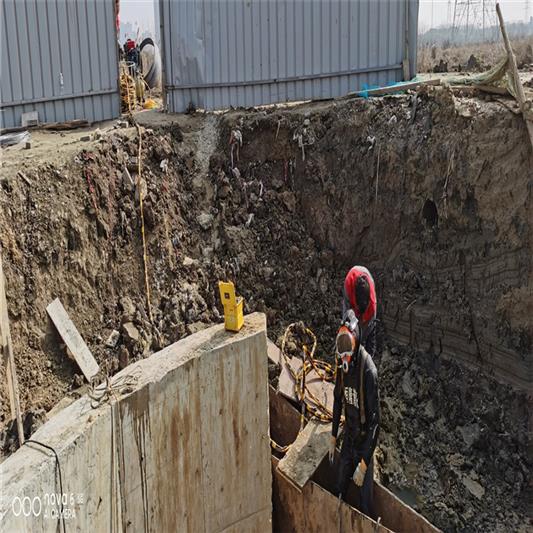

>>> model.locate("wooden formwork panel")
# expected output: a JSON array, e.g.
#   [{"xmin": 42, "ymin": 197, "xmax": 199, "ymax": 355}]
[
  {"xmin": 150, "ymin": 357, "xmax": 205, "ymax": 532},
  {"xmin": 199, "ymin": 328, "xmax": 271, "ymax": 532},
  {"xmin": 116, "ymin": 317, "xmax": 271, "ymax": 532}
]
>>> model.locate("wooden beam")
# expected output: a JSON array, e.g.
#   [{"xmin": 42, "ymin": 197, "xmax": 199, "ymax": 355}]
[
  {"xmin": 349, "ymin": 78, "xmax": 441, "ymax": 98},
  {"xmin": 277, "ymin": 418, "xmax": 331, "ymax": 489},
  {"xmin": 496, "ymin": 3, "xmax": 533, "ymax": 150},
  {"xmin": 267, "ymin": 338, "xmax": 281, "ymax": 365},
  {"xmin": 277, "ymin": 355, "xmax": 334, "ymax": 413},
  {"xmin": 0, "ymin": 251, "xmax": 24, "ymax": 446},
  {"xmin": 46, "ymin": 298, "xmax": 100, "ymax": 381}
]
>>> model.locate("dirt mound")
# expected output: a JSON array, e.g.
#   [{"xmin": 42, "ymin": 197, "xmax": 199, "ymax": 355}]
[{"xmin": 0, "ymin": 90, "xmax": 530, "ymax": 531}]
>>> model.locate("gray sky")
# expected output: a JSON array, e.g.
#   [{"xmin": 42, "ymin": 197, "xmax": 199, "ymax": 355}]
[
  {"xmin": 418, "ymin": 0, "xmax": 531, "ymax": 32},
  {"xmin": 119, "ymin": 1, "xmax": 532, "ymax": 34}
]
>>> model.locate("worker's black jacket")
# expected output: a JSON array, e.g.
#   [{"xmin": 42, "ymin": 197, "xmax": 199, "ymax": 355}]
[{"xmin": 332, "ymin": 347, "xmax": 380, "ymax": 467}]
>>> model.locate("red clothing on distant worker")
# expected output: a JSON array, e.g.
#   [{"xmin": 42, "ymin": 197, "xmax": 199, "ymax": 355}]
[{"xmin": 343, "ymin": 266, "xmax": 377, "ymax": 325}]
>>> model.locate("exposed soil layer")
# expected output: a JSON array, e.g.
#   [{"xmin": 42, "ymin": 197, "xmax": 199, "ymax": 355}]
[{"xmin": 0, "ymin": 89, "xmax": 530, "ymax": 532}]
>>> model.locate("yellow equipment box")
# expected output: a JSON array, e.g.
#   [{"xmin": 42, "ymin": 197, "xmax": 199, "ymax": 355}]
[{"xmin": 218, "ymin": 281, "xmax": 244, "ymax": 332}]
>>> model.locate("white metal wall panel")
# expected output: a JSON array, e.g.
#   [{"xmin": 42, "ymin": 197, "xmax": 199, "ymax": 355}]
[
  {"xmin": 161, "ymin": 0, "xmax": 419, "ymax": 112},
  {"xmin": 0, "ymin": 0, "xmax": 120, "ymax": 129}
]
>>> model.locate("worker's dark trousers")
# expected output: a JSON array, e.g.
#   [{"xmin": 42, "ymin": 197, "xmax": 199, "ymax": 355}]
[{"xmin": 336, "ymin": 436, "xmax": 374, "ymax": 518}]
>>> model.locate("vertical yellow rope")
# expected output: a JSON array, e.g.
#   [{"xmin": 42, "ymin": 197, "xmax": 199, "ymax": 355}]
[{"xmin": 136, "ymin": 124, "xmax": 153, "ymax": 323}]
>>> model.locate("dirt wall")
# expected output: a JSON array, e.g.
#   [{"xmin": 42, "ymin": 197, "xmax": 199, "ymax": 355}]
[{"xmin": 220, "ymin": 90, "xmax": 532, "ymax": 390}]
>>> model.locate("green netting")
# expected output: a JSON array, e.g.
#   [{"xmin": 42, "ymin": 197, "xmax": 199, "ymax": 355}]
[{"xmin": 447, "ymin": 56, "xmax": 518, "ymax": 99}]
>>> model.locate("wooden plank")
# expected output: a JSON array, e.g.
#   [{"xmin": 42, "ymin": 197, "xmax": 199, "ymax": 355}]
[
  {"xmin": 199, "ymin": 329, "xmax": 271, "ymax": 532},
  {"xmin": 496, "ymin": 3, "xmax": 533, "ymax": 150},
  {"xmin": 278, "ymin": 355, "xmax": 301, "ymax": 400},
  {"xmin": 42, "ymin": 119, "xmax": 89, "ymax": 130},
  {"xmin": 269, "ymin": 385, "xmax": 301, "ymax": 448},
  {"xmin": 219, "ymin": 507, "xmax": 271, "ymax": 533},
  {"xmin": 46, "ymin": 298, "xmax": 99, "ymax": 381},
  {"xmin": 267, "ymin": 338, "xmax": 281, "ymax": 364},
  {"xmin": 147, "ymin": 356, "xmax": 206, "ymax": 532},
  {"xmin": 348, "ymin": 78, "xmax": 441, "ymax": 98},
  {"xmin": 278, "ymin": 355, "xmax": 334, "ymax": 413},
  {"xmin": 272, "ymin": 456, "xmax": 393, "ymax": 533},
  {"xmin": 374, "ymin": 483, "xmax": 442, "ymax": 533},
  {"xmin": 0, "ymin": 251, "xmax": 24, "ymax": 445},
  {"xmin": 277, "ymin": 418, "xmax": 331, "ymax": 489}
]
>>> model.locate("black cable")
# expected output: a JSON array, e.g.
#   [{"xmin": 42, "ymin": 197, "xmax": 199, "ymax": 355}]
[{"xmin": 24, "ymin": 439, "xmax": 67, "ymax": 533}]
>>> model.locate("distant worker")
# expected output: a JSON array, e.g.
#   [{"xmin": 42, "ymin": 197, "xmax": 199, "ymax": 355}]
[
  {"xmin": 329, "ymin": 313, "xmax": 380, "ymax": 518},
  {"xmin": 342, "ymin": 265, "xmax": 377, "ymax": 357}
]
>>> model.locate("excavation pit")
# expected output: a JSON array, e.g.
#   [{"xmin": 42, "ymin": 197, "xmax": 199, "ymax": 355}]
[{"xmin": 0, "ymin": 90, "xmax": 530, "ymax": 531}]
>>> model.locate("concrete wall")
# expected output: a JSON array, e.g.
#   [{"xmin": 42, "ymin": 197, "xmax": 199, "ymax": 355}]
[{"xmin": 0, "ymin": 313, "xmax": 271, "ymax": 532}]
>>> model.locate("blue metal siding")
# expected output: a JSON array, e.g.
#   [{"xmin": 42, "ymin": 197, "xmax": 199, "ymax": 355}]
[
  {"xmin": 0, "ymin": 0, "xmax": 120, "ymax": 129},
  {"xmin": 161, "ymin": 0, "xmax": 419, "ymax": 112}
]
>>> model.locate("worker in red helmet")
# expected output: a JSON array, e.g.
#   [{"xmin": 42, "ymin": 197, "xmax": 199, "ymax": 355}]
[
  {"xmin": 329, "ymin": 316, "xmax": 380, "ymax": 518},
  {"xmin": 342, "ymin": 265, "xmax": 377, "ymax": 358}
]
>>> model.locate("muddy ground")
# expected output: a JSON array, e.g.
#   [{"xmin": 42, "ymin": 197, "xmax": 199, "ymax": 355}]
[{"xmin": 0, "ymin": 87, "xmax": 531, "ymax": 532}]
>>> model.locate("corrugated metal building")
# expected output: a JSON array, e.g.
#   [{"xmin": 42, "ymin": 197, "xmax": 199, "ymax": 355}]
[
  {"xmin": 1, "ymin": 0, "xmax": 120, "ymax": 129},
  {"xmin": 160, "ymin": 0, "xmax": 419, "ymax": 112}
]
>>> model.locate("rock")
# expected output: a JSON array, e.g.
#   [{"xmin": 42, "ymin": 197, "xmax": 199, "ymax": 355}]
[
  {"xmin": 218, "ymin": 184, "xmax": 231, "ymax": 199},
  {"xmin": 105, "ymin": 329, "xmax": 120, "ymax": 348},
  {"xmin": 120, "ymin": 296, "xmax": 136, "ymax": 321},
  {"xmin": 122, "ymin": 322, "xmax": 140, "ymax": 344},
  {"xmin": 127, "ymin": 156, "xmax": 139, "ymax": 171},
  {"xmin": 182, "ymin": 256, "xmax": 198, "ymax": 267},
  {"xmin": 458, "ymin": 423, "xmax": 480, "ymax": 449},
  {"xmin": 80, "ymin": 135, "xmax": 91, "ymax": 142},
  {"xmin": 381, "ymin": 396, "xmax": 402, "ymax": 433},
  {"xmin": 197, "ymin": 212, "xmax": 214, "ymax": 230},
  {"xmin": 402, "ymin": 371, "xmax": 417, "ymax": 399},
  {"xmin": 318, "ymin": 249, "xmax": 334, "ymax": 267},
  {"xmin": 182, "ymin": 282, "xmax": 207, "ymax": 321},
  {"xmin": 135, "ymin": 177, "xmax": 147, "ymax": 202},
  {"xmin": 201, "ymin": 246, "xmax": 214, "ymax": 260},
  {"xmin": 271, "ymin": 178, "xmax": 284, "ymax": 190},
  {"xmin": 462, "ymin": 475, "xmax": 485, "ymax": 499},
  {"xmin": 503, "ymin": 468, "xmax": 516, "ymax": 484},
  {"xmin": 280, "ymin": 191, "xmax": 296, "ymax": 212},
  {"xmin": 423, "ymin": 399, "xmax": 435, "ymax": 420},
  {"xmin": 186, "ymin": 321, "xmax": 207, "ymax": 335},
  {"xmin": 118, "ymin": 345, "xmax": 129, "ymax": 369}
]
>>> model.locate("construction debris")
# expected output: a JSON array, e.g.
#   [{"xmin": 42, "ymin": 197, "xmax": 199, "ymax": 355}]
[{"xmin": 46, "ymin": 298, "xmax": 100, "ymax": 382}]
